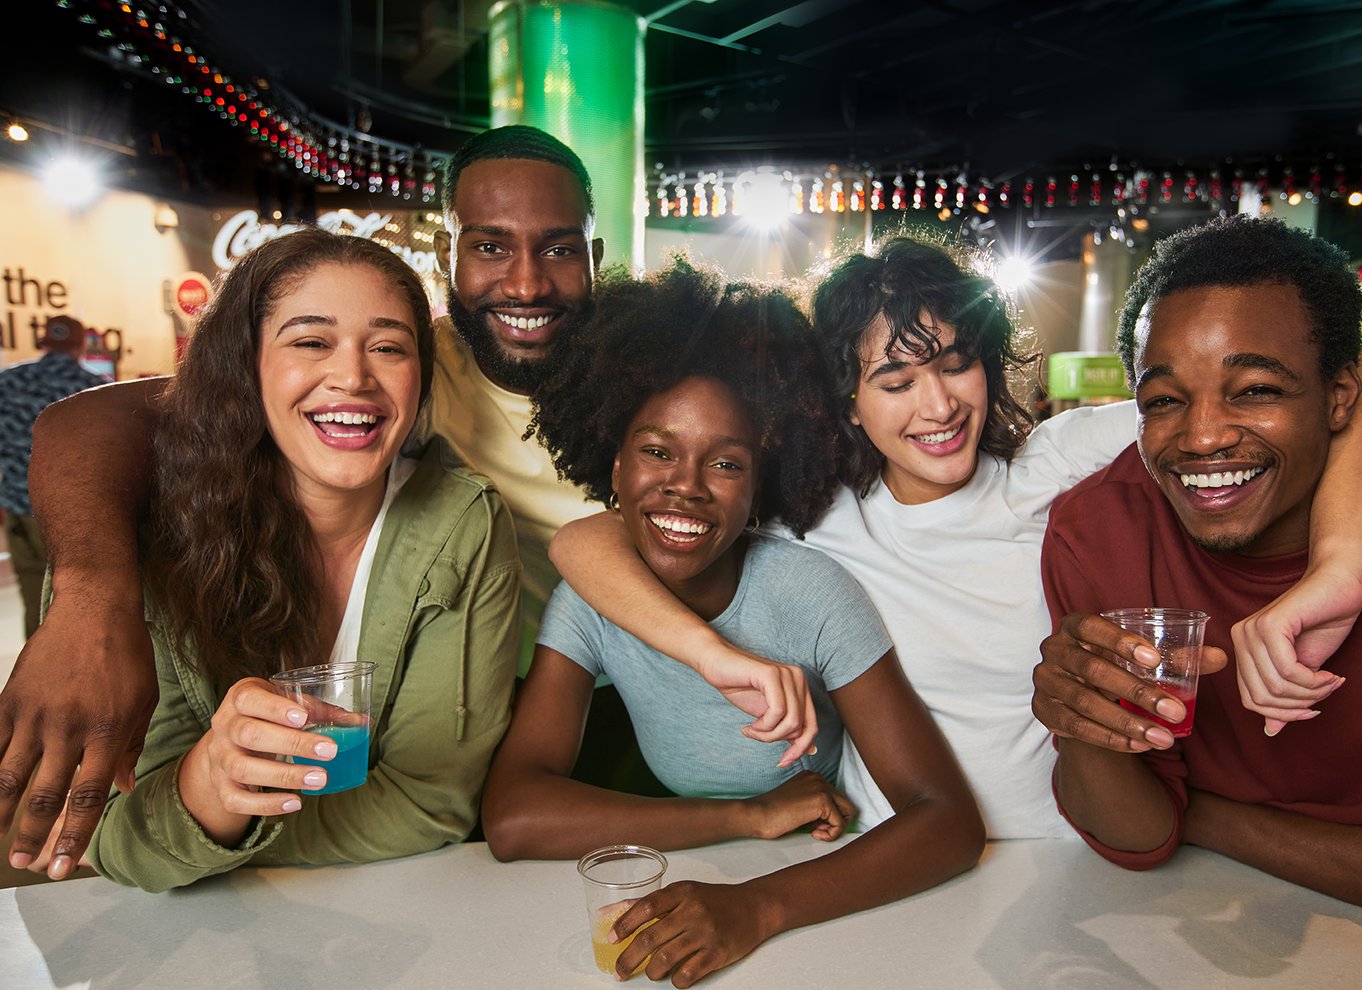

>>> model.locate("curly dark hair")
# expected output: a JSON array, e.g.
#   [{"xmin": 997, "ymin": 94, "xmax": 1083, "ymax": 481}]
[
  {"xmin": 151, "ymin": 227, "xmax": 434, "ymax": 685},
  {"xmin": 1117, "ymin": 215, "xmax": 1362, "ymax": 383},
  {"xmin": 441, "ymin": 125, "xmax": 594, "ymax": 232},
  {"xmin": 527, "ymin": 258, "xmax": 841, "ymax": 537},
  {"xmin": 812, "ymin": 236, "xmax": 1038, "ymax": 496}
]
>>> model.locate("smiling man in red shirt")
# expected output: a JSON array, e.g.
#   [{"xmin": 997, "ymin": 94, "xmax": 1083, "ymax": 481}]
[{"xmin": 1033, "ymin": 216, "xmax": 1362, "ymax": 905}]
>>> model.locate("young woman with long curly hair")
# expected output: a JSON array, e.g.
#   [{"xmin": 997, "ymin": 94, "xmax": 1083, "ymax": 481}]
[
  {"xmin": 80, "ymin": 228, "xmax": 519, "ymax": 891},
  {"xmin": 481, "ymin": 258, "xmax": 983, "ymax": 987}
]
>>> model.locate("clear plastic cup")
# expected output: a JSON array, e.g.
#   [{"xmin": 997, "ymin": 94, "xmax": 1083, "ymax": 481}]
[
  {"xmin": 1100, "ymin": 608, "xmax": 1209, "ymax": 738},
  {"xmin": 577, "ymin": 844, "xmax": 668, "ymax": 977},
  {"xmin": 270, "ymin": 661, "xmax": 375, "ymax": 794}
]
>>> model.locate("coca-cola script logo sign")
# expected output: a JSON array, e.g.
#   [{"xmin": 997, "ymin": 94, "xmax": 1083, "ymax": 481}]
[{"xmin": 212, "ymin": 210, "xmax": 438, "ymax": 275}]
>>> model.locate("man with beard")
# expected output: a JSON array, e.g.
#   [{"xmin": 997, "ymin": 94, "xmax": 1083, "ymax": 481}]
[
  {"xmin": 420, "ymin": 127, "xmax": 602, "ymax": 646},
  {"xmin": 1031, "ymin": 217, "xmax": 1362, "ymax": 904}
]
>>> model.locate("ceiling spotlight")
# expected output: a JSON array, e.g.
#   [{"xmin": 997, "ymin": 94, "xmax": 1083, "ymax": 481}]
[
  {"xmin": 43, "ymin": 155, "xmax": 102, "ymax": 209},
  {"xmin": 1349, "ymin": 192, "xmax": 1362, "ymax": 207},
  {"xmin": 1287, "ymin": 191, "xmax": 1303, "ymax": 206},
  {"xmin": 994, "ymin": 254, "xmax": 1035, "ymax": 294},
  {"xmin": 7, "ymin": 121, "xmax": 28, "ymax": 142},
  {"xmin": 733, "ymin": 168, "xmax": 787, "ymax": 232}
]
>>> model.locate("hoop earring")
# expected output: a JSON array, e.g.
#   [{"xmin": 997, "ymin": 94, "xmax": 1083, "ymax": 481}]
[
  {"xmin": 747, "ymin": 513, "xmax": 761, "ymax": 531},
  {"xmin": 607, "ymin": 492, "xmax": 620, "ymax": 513}
]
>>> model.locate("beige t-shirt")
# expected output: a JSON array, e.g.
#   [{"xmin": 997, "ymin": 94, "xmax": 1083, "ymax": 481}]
[{"xmin": 419, "ymin": 319, "xmax": 597, "ymax": 655}]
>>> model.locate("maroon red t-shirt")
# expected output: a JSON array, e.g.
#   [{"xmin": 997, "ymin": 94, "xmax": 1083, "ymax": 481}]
[{"xmin": 1042, "ymin": 444, "xmax": 1362, "ymax": 869}]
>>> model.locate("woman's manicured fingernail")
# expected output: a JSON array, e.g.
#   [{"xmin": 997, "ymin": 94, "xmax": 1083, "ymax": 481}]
[
  {"xmin": 302, "ymin": 771, "xmax": 327, "ymax": 788},
  {"xmin": 313, "ymin": 740, "xmax": 338, "ymax": 759},
  {"xmin": 281, "ymin": 798, "xmax": 302, "ymax": 812},
  {"xmin": 287, "ymin": 709, "xmax": 307, "ymax": 726}
]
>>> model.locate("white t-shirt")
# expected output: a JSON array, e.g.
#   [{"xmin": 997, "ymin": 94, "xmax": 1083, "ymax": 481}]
[
  {"xmin": 800, "ymin": 401, "xmax": 1137, "ymax": 838},
  {"xmin": 329, "ymin": 455, "xmax": 420, "ymax": 663},
  {"xmin": 421, "ymin": 320, "xmax": 597, "ymax": 639}
]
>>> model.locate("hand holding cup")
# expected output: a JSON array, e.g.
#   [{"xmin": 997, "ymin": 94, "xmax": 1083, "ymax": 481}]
[
  {"xmin": 177, "ymin": 677, "xmax": 345, "ymax": 847},
  {"xmin": 1033, "ymin": 610, "xmax": 1226, "ymax": 753}
]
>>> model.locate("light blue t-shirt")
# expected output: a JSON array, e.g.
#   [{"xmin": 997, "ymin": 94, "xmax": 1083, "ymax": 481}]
[{"xmin": 538, "ymin": 533, "xmax": 893, "ymax": 799}]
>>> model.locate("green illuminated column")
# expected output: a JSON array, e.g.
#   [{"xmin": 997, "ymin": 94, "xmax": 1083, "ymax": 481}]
[{"xmin": 489, "ymin": 0, "xmax": 645, "ymax": 270}]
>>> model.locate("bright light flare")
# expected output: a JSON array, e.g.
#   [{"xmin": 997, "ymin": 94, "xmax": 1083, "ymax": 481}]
[
  {"xmin": 44, "ymin": 155, "xmax": 103, "ymax": 209},
  {"xmin": 734, "ymin": 169, "xmax": 788, "ymax": 232},
  {"xmin": 994, "ymin": 254, "xmax": 1036, "ymax": 293},
  {"xmin": 7, "ymin": 122, "xmax": 28, "ymax": 142}
]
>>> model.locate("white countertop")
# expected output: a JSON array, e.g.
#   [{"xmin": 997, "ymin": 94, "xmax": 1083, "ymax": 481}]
[{"xmin": 3, "ymin": 836, "xmax": 1360, "ymax": 989}]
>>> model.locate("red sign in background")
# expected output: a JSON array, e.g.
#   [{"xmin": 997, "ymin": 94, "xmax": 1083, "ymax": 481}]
[{"xmin": 173, "ymin": 272, "xmax": 211, "ymax": 320}]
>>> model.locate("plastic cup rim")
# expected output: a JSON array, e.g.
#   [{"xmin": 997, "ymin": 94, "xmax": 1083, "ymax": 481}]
[
  {"xmin": 1100, "ymin": 608, "xmax": 1209, "ymax": 627},
  {"xmin": 270, "ymin": 661, "xmax": 377, "ymax": 686},
  {"xmin": 577, "ymin": 844, "xmax": 668, "ymax": 889}
]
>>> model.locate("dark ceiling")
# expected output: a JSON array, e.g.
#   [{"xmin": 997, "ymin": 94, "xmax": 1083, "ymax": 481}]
[{"xmin": 5, "ymin": 0, "xmax": 1362, "ymax": 205}]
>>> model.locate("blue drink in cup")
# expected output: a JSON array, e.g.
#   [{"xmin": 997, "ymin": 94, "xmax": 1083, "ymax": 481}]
[{"xmin": 270, "ymin": 661, "xmax": 375, "ymax": 795}]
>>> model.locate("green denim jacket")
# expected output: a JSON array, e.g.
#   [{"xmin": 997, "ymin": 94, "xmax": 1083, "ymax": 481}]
[{"xmin": 88, "ymin": 448, "xmax": 521, "ymax": 891}]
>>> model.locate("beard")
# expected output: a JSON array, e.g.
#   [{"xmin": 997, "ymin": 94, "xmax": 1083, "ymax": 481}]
[{"xmin": 449, "ymin": 288, "xmax": 590, "ymax": 395}]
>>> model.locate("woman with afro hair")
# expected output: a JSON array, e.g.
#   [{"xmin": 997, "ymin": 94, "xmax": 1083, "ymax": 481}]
[{"xmin": 481, "ymin": 258, "xmax": 983, "ymax": 987}]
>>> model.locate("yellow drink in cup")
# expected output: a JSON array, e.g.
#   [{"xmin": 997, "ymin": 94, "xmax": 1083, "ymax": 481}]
[
  {"xmin": 578, "ymin": 845, "xmax": 668, "ymax": 978},
  {"xmin": 591, "ymin": 900, "xmax": 657, "ymax": 976}
]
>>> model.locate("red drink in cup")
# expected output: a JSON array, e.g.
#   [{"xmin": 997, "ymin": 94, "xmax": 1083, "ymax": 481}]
[
  {"xmin": 1120, "ymin": 684, "xmax": 1197, "ymax": 738},
  {"xmin": 1101, "ymin": 609, "xmax": 1208, "ymax": 739}
]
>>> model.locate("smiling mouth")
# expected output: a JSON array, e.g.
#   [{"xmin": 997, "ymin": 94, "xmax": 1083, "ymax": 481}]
[
  {"xmin": 492, "ymin": 311, "xmax": 556, "ymax": 332},
  {"xmin": 647, "ymin": 513, "xmax": 713, "ymax": 544},
  {"xmin": 309, "ymin": 411, "xmax": 381, "ymax": 438},
  {"xmin": 912, "ymin": 424, "xmax": 963, "ymax": 445},
  {"xmin": 1178, "ymin": 466, "xmax": 1265, "ymax": 491}
]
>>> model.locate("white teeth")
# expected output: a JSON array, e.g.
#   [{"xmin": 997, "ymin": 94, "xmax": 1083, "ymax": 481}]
[
  {"xmin": 648, "ymin": 515, "xmax": 713, "ymax": 536},
  {"xmin": 495, "ymin": 313, "xmax": 552, "ymax": 331},
  {"xmin": 913, "ymin": 425, "xmax": 962, "ymax": 445},
  {"xmin": 1179, "ymin": 467, "xmax": 1264, "ymax": 489},
  {"xmin": 311, "ymin": 412, "xmax": 378, "ymax": 425}
]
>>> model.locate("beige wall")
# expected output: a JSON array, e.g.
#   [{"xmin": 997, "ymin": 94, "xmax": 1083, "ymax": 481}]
[{"xmin": 0, "ymin": 165, "xmax": 191, "ymax": 377}]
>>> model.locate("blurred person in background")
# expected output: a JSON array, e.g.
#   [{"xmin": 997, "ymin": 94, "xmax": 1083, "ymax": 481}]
[{"xmin": 0, "ymin": 315, "xmax": 104, "ymax": 637}]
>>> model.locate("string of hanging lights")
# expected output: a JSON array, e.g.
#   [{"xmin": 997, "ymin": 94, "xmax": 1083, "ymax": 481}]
[
  {"xmin": 50, "ymin": 0, "xmax": 448, "ymax": 204},
  {"xmin": 645, "ymin": 159, "xmax": 1361, "ymax": 221}
]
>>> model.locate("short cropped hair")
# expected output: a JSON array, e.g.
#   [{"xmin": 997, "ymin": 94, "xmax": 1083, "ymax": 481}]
[
  {"xmin": 528, "ymin": 257, "xmax": 842, "ymax": 537},
  {"xmin": 441, "ymin": 125, "xmax": 595, "ymax": 229},
  {"xmin": 812, "ymin": 236, "xmax": 1037, "ymax": 496},
  {"xmin": 1117, "ymin": 215, "xmax": 1362, "ymax": 382}
]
